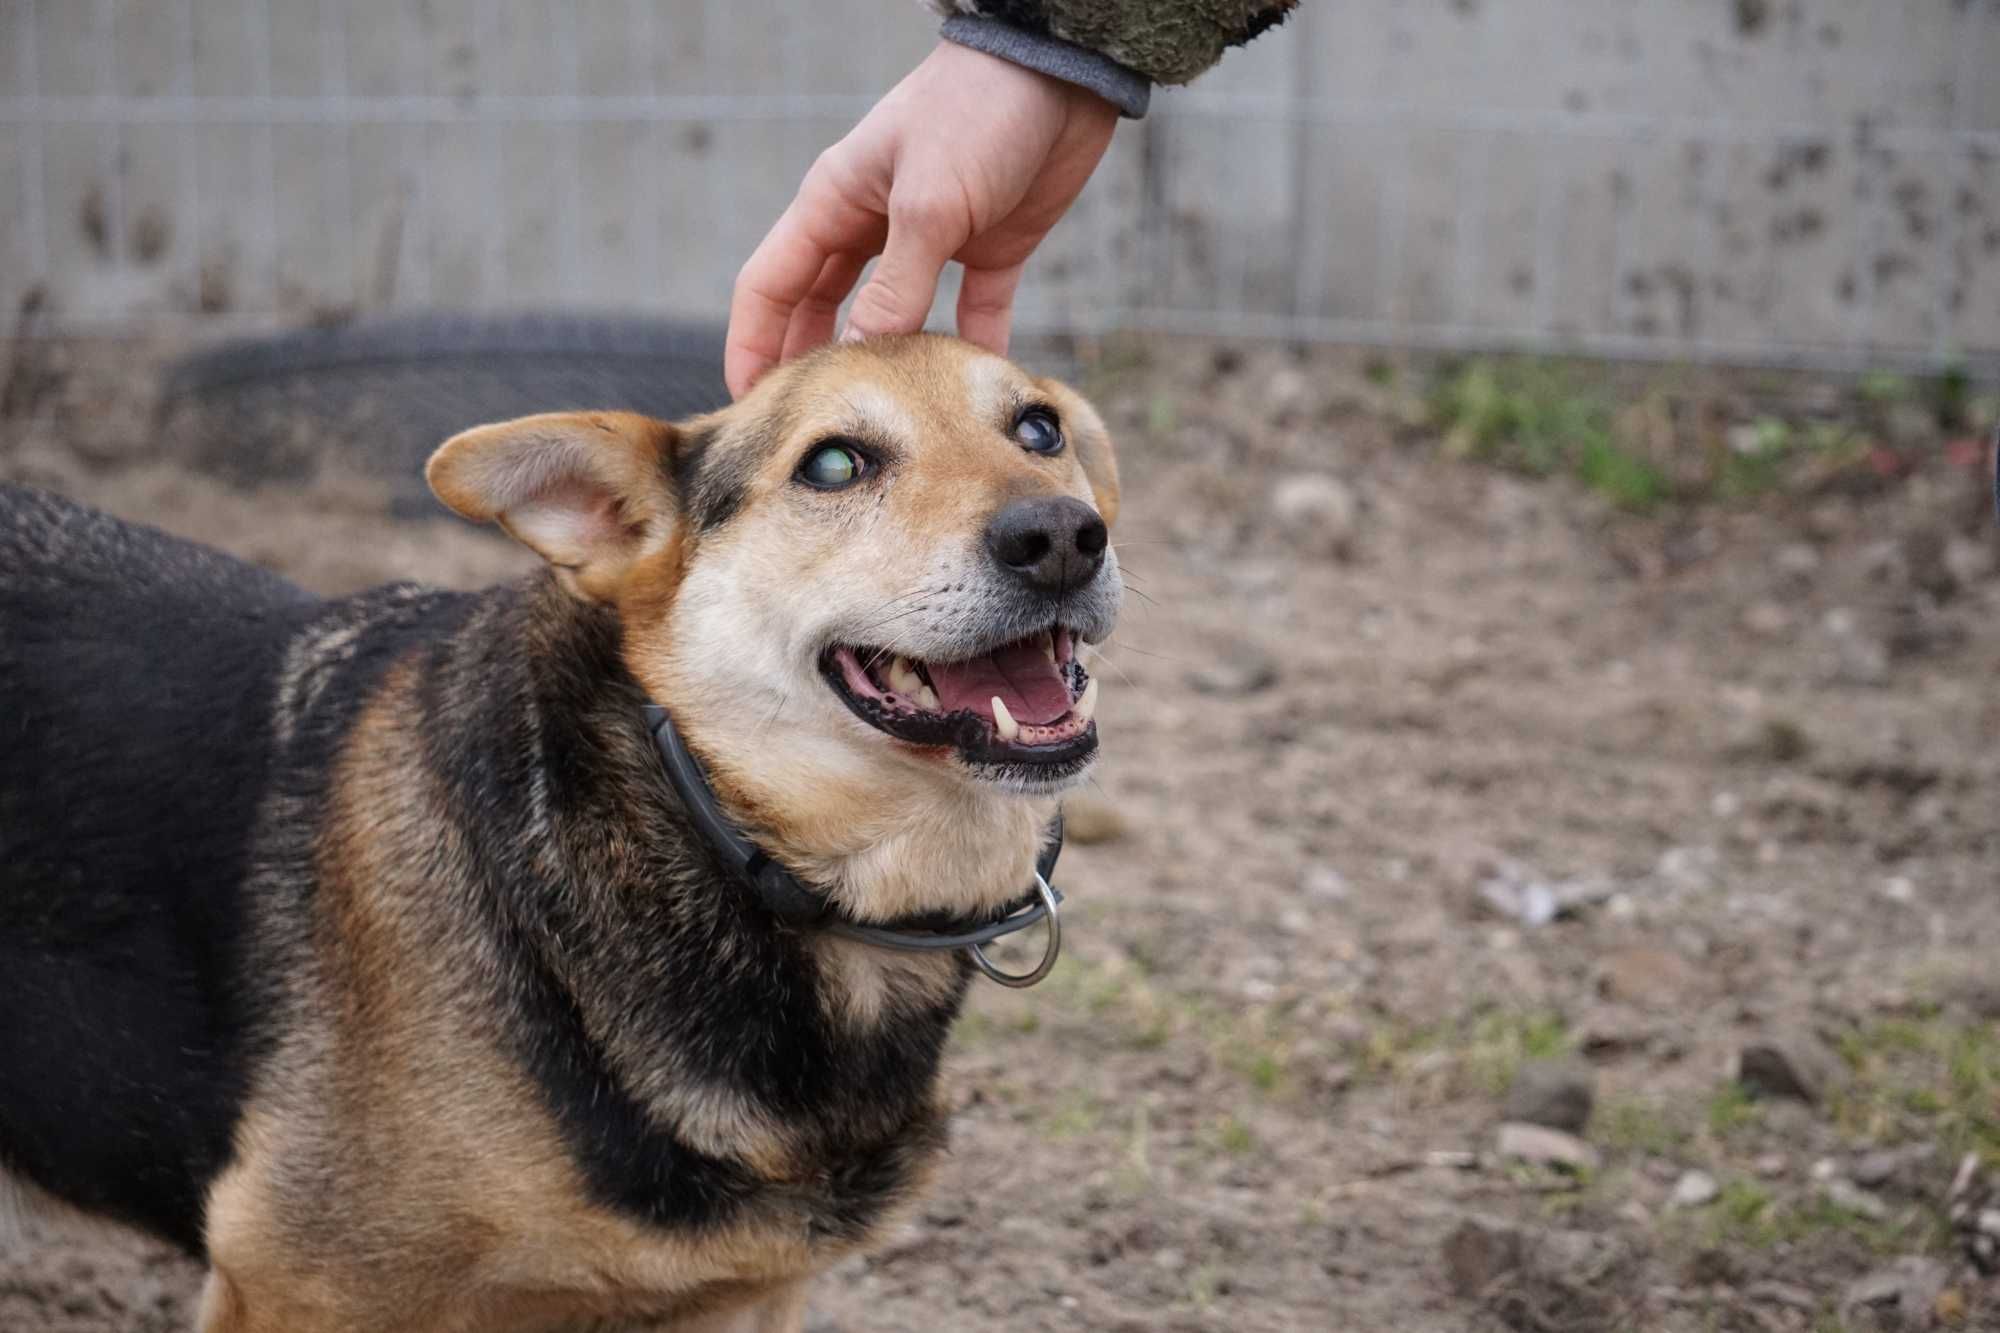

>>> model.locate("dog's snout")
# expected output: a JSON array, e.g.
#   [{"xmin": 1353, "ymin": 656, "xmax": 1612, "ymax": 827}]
[{"xmin": 984, "ymin": 496, "xmax": 1107, "ymax": 593}]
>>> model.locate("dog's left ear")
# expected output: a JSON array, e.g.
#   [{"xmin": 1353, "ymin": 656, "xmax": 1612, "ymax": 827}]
[
  {"xmin": 1040, "ymin": 380, "xmax": 1120, "ymax": 528},
  {"xmin": 426, "ymin": 410, "xmax": 679, "ymax": 600}
]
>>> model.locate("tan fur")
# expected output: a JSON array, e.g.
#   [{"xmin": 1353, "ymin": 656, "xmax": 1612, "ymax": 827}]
[
  {"xmin": 204, "ymin": 667, "xmax": 834, "ymax": 1331},
  {"xmin": 191, "ymin": 335, "xmax": 1116, "ymax": 1330}
]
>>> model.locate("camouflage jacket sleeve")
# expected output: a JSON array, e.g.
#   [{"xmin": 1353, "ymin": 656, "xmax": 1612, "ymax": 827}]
[{"xmin": 924, "ymin": 2, "xmax": 1299, "ymax": 88}]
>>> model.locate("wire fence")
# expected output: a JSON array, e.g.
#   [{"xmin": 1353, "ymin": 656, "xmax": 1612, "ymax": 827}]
[{"xmin": 2, "ymin": 0, "xmax": 1996, "ymax": 374}]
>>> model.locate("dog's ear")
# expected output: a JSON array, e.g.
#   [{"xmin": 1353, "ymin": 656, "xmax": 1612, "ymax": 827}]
[
  {"xmin": 1039, "ymin": 380, "xmax": 1120, "ymax": 529},
  {"xmin": 426, "ymin": 410, "xmax": 678, "ymax": 600}
]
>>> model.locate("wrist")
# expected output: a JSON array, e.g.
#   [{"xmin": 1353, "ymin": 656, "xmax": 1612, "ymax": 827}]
[{"xmin": 937, "ymin": 16, "xmax": 1149, "ymax": 119}]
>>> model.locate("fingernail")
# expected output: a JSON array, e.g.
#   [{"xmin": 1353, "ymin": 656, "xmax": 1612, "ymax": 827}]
[{"xmin": 838, "ymin": 325, "xmax": 865, "ymax": 343}]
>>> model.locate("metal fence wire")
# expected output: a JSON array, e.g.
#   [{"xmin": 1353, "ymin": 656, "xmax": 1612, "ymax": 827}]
[{"xmin": 3, "ymin": 0, "xmax": 1997, "ymax": 374}]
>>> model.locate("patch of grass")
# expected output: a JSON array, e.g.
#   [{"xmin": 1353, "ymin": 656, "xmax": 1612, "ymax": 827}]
[
  {"xmin": 1241, "ymin": 1048, "xmax": 1284, "ymax": 1093},
  {"xmin": 1044, "ymin": 1090, "xmax": 1104, "ymax": 1140},
  {"xmin": 1184, "ymin": 1262, "xmax": 1224, "ymax": 1308},
  {"xmin": 1463, "ymin": 1009, "xmax": 1574, "ymax": 1097},
  {"xmin": 1429, "ymin": 359, "xmax": 1668, "ymax": 511},
  {"xmin": 1857, "ymin": 368, "xmax": 1913, "ymax": 405},
  {"xmin": 1578, "ymin": 436, "xmax": 1671, "ymax": 509},
  {"xmin": 1703, "ymin": 1178, "xmax": 1779, "ymax": 1247},
  {"xmin": 1596, "ymin": 1097, "xmax": 1692, "ymax": 1158},
  {"xmin": 1115, "ymin": 1102, "xmax": 1153, "ymax": 1195},
  {"xmin": 1705, "ymin": 1081, "xmax": 1764, "ymax": 1138},
  {"xmin": 1831, "ymin": 1016, "xmax": 2000, "ymax": 1167},
  {"xmin": 1211, "ymin": 1113, "xmax": 1256, "ymax": 1156},
  {"xmin": 1691, "ymin": 1178, "xmax": 1911, "ymax": 1255}
]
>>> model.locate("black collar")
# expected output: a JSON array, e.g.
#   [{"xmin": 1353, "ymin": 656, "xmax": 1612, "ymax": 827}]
[{"xmin": 641, "ymin": 705, "xmax": 1065, "ymax": 987}]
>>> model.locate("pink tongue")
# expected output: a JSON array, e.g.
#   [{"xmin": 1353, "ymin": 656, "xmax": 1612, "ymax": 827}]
[{"xmin": 927, "ymin": 638, "xmax": 1071, "ymax": 725}]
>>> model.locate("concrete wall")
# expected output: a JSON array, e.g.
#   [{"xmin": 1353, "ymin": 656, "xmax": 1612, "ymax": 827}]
[{"xmin": 2, "ymin": 0, "xmax": 1995, "ymax": 369}]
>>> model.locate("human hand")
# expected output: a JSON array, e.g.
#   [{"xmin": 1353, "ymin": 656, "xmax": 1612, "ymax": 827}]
[{"xmin": 724, "ymin": 41, "xmax": 1120, "ymax": 398}]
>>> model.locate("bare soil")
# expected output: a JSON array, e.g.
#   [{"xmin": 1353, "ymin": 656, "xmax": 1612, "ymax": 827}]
[{"xmin": 3, "ymin": 333, "xmax": 1998, "ymax": 1332}]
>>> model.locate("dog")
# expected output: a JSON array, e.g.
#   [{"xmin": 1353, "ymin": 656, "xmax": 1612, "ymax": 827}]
[{"xmin": 0, "ymin": 333, "xmax": 1121, "ymax": 1332}]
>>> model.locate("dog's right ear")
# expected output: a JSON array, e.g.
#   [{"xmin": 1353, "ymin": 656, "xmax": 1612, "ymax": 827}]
[{"xmin": 426, "ymin": 410, "xmax": 679, "ymax": 601}]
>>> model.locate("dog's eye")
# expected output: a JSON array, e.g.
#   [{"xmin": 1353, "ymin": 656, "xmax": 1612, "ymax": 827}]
[
  {"xmin": 798, "ymin": 442, "xmax": 866, "ymax": 490},
  {"xmin": 1012, "ymin": 407, "xmax": 1064, "ymax": 456}
]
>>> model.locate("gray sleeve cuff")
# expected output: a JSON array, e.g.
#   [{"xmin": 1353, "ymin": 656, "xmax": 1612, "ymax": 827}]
[{"xmin": 939, "ymin": 15, "xmax": 1152, "ymax": 119}]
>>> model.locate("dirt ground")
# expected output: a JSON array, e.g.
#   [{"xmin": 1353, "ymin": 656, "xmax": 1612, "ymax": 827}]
[{"xmin": 3, "ymin": 332, "xmax": 1998, "ymax": 1332}]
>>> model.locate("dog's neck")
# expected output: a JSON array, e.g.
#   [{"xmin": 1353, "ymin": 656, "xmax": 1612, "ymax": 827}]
[{"xmin": 492, "ymin": 578, "xmax": 970, "ymax": 1150}]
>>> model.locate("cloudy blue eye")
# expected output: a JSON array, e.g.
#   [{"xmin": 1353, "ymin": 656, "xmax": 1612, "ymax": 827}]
[
  {"xmin": 1013, "ymin": 407, "xmax": 1063, "ymax": 455},
  {"xmin": 798, "ymin": 442, "xmax": 865, "ymax": 489}
]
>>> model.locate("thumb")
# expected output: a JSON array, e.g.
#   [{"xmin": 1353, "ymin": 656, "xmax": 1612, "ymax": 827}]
[{"xmin": 841, "ymin": 202, "xmax": 961, "ymax": 340}]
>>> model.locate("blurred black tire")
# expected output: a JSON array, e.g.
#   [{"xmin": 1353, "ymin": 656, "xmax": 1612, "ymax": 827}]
[{"xmin": 158, "ymin": 312, "xmax": 729, "ymax": 519}]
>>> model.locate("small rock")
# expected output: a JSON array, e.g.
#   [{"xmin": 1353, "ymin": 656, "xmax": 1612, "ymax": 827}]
[
  {"xmin": 1943, "ymin": 534, "xmax": 1995, "ymax": 586},
  {"xmin": 1670, "ymin": 1170, "xmax": 1719, "ymax": 1208},
  {"xmin": 1851, "ymin": 1142, "xmax": 1935, "ymax": 1190},
  {"xmin": 1425, "ymin": 1149, "xmax": 1480, "ymax": 1171},
  {"xmin": 1302, "ymin": 864, "xmax": 1349, "ymax": 901},
  {"xmin": 1061, "ymin": 794, "xmax": 1130, "ymax": 845},
  {"xmin": 1740, "ymin": 601, "xmax": 1791, "ymax": 637},
  {"xmin": 1501, "ymin": 1059, "xmax": 1596, "ymax": 1134},
  {"xmin": 1494, "ymin": 1122, "xmax": 1601, "ymax": 1172},
  {"xmin": 1597, "ymin": 946, "xmax": 1702, "ymax": 1008},
  {"xmin": 1752, "ymin": 1153, "xmax": 1788, "ymax": 1178},
  {"xmin": 1441, "ymin": 1219, "xmax": 1524, "ymax": 1298},
  {"xmin": 1186, "ymin": 650, "xmax": 1280, "ymax": 697},
  {"xmin": 1269, "ymin": 472, "xmax": 1359, "ymax": 560},
  {"xmin": 1774, "ymin": 542, "xmax": 1821, "ymax": 577},
  {"xmin": 1821, "ymin": 1178, "xmax": 1891, "ymax": 1220},
  {"xmin": 1832, "ymin": 630, "xmax": 1892, "ymax": 687},
  {"xmin": 1735, "ymin": 1030, "xmax": 1845, "ymax": 1105},
  {"xmin": 1841, "ymin": 1256, "xmax": 1947, "ymax": 1331},
  {"xmin": 1440, "ymin": 1218, "xmax": 1624, "ymax": 1301},
  {"xmin": 1265, "ymin": 367, "xmax": 1311, "ymax": 416}
]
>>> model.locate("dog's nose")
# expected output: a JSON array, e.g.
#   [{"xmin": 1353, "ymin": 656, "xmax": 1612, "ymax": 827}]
[{"xmin": 984, "ymin": 496, "xmax": 1107, "ymax": 593}]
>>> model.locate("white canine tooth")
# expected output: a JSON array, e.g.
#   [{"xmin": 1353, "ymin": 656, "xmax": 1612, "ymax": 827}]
[
  {"xmin": 1073, "ymin": 677, "xmax": 1099, "ymax": 723},
  {"xmin": 990, "ymin": 696, "xmax": 1020, "ymax": 742},
  {"xmin": 888, "ymin": 657, "xmax": 922, "ymax": 696},
  {"xmin": 915, "ymin": 684, "xmax": 939, "ymax": 711},
  {"xmin": 1043, "ymin": 632, "xmax": 1057, "ymax": 663}
]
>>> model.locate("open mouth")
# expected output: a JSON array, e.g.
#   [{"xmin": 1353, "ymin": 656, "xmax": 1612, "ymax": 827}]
[{"xmin": 821, "ymin": 627, "xmax": 1099, "ymax": 773}]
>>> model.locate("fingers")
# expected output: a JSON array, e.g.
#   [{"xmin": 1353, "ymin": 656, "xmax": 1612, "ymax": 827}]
[
  {"xmin": 955, "ymin": 260, "xmax": 1027, "ymax": 355},
  {"xmin": 839, "ymin": 196, "xmax": 964, "ymax": 342},
  {"xmin": 780, "ymin": 251, "xmax": 870, "ymax": 364},
  {"xmin": 726, "ymin": 201, "xmax": 834, "ymax": 398}
]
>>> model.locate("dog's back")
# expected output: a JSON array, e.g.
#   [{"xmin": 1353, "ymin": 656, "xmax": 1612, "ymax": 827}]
[{"xmin": 0, "ymin": 484, "xmax": 318, "ymax": 1250}]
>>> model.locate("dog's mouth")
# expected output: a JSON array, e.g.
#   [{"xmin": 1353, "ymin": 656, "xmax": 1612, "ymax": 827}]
[{"xmin": 820, "ymin": 627, "xmax": 1098, "ymax": 774}]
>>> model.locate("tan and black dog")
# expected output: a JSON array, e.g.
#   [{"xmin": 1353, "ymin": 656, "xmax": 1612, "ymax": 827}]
[{"xmin": 0, "ymin": 334, "xmax": 1121, "ymax": 1331}]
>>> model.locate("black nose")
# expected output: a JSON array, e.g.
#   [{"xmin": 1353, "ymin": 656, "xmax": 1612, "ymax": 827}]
[{"xmin": 984, "ymin": 496, "xmax": 1107, "ymax": 593}]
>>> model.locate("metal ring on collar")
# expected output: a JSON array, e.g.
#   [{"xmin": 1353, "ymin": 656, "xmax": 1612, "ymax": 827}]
[
  {"xmin": 969, "ymin": 872, "xmax": 1061, "ymax": 989},
  {"xmin": 825, "ymin": 872, "xmax": 1063, "ymax": 988}
]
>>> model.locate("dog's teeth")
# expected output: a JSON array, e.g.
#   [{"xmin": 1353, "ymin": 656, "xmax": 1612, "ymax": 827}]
[
  {"xmin": 1043, "ymin": 632, "xmax": 1057, "ymax": 663},
  {"xmin": 915, "ymin": 684, "xmax": 939, "ymax": 711},
  {"xmin": 990, "ymin": 696, "xmax": 1019, "ymax": 742},
  {"xmin": 1073, "ymin": 678, "xmax": 1099, "ymax": 723},
  {"xmin": 888, "ymin": 657, "xmax": 922, "ymax": 697}
]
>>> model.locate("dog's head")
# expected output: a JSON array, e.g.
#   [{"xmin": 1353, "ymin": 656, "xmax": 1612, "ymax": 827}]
[{"xmin": 427, "ymin": 336, "xmax": 1120, "ymax": 918}]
